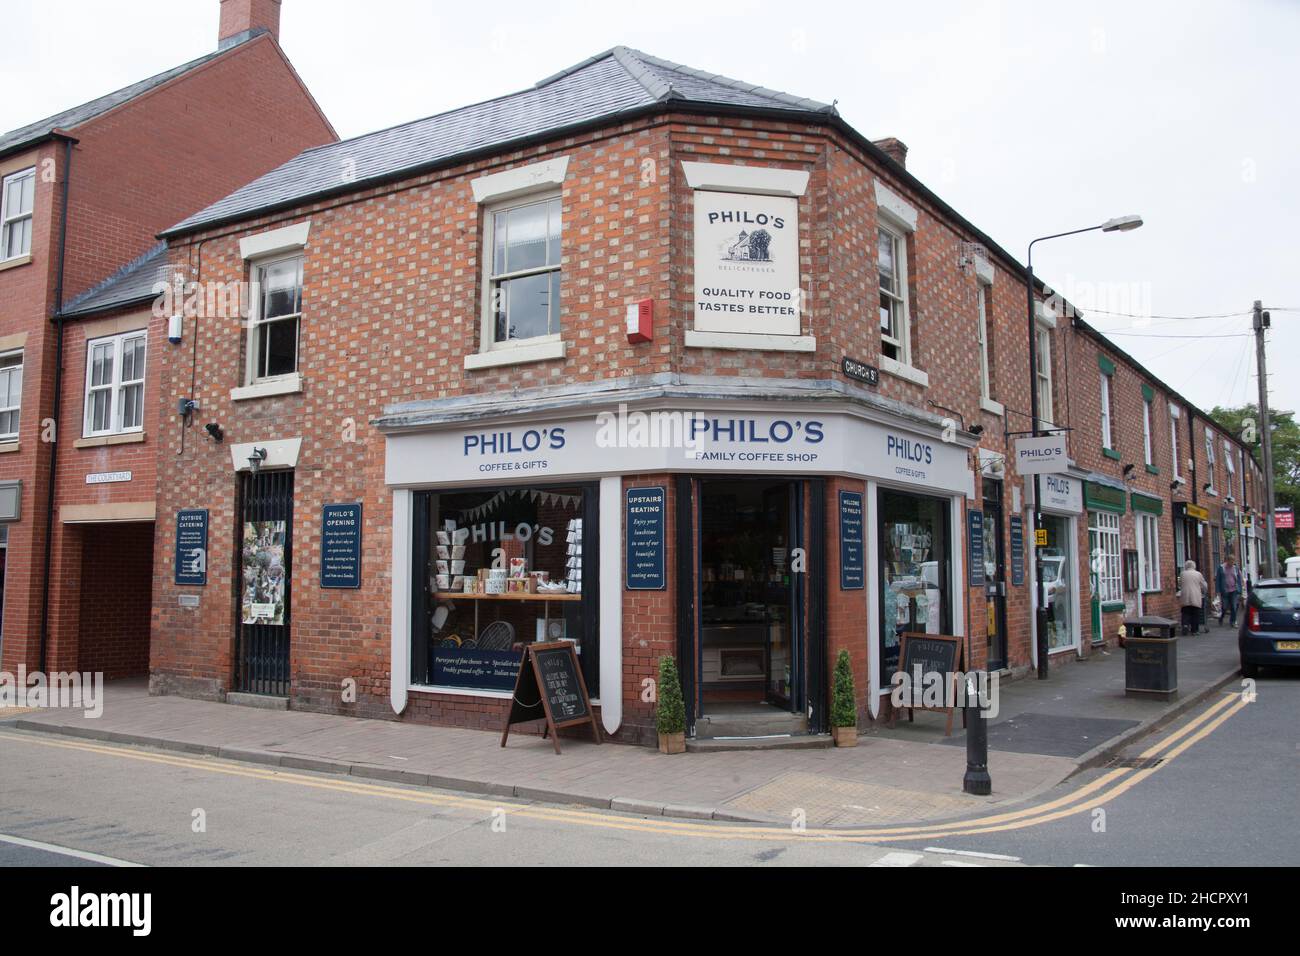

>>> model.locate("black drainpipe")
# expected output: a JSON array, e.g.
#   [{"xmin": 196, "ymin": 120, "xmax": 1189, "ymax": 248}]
[{"xmin": 38, "ymin": 137, "xmax": 74, "ymax": 672}]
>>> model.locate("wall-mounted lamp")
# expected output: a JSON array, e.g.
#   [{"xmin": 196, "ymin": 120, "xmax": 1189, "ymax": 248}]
[
  {"xmin": 248, "ymin": 447, "xmax": 268, "ymax": 474},
  {"xmin": 204, "ymin": 422, "xmax": 224, "ymax": 444}
]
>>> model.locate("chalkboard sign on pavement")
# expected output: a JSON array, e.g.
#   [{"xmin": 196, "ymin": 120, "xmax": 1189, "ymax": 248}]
[
  {"xmin": 892, "ymin": 632, "xmax": 966, "ymax": 736},
  {"xmin": 500, "ymin": 641, "xmax": 601, "ymax": 754}
]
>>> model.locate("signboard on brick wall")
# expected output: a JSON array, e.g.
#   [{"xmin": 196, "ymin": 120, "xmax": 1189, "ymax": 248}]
[
  {"xmin": 692, "ymin": 190, "xmax": 800, "ymax": 336},
  {"xmin": 625, "ymin": 487, "xmax": 666, "ymax": 590},
  {"xmin": 321, "ymin": 503, "xmax": 362, "ymax": 589},
  {"xmin": 175, "ymin": 509, "xmax": 208, "ymax": 586},
  {"xmin": 839, "ymin": 490, "xmax": 864, "ymax": 590}
]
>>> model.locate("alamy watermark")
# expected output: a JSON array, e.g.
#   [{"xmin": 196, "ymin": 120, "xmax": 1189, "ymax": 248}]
[{"xmin": 0, "ymin": 666, "xmax": 104, "ymax": 718}]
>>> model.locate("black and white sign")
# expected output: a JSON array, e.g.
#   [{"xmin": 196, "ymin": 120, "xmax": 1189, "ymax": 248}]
[
  {"xmin": 86, "ymin": 471, "xmax": 132, "ymax": 485},
  {"xmin": 967, "ymin": 510, "xmax": 986, "ymax": 588},
  {"xmin": 321, "ymin": 503, "xmax": 362, "ymax": 589},
  {"xmin": 1009, "ymin": 514, "xmax": 1025, "ymax": 586},
  {"xmin": 1014, "ymin": 435, "xmax": 1068, "ymax": 475},
  {"xmin": 175, "ymin": 509, "xmax": 208, "ymax": 586},
  {"xmin": 625, "ymin": 486, "xmax": 666, "ymax": 590},
  {"xmin": 841, "ymin": 356, "xmax": 879, "ymax": 387},
  {"xmin": 693, "ymin": 190, "xmax": 800, "ymax": 335}
]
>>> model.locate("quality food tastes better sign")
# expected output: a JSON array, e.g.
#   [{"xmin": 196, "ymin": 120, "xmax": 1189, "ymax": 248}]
[{"xmin": 693, "ymin": 190, "xmax": 801, "ymax": 336}]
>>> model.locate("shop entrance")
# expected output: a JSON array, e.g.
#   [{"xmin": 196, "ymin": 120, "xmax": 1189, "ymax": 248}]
[
  {"xmin": 697, "ymin": 478, "xmax": 803, "ymax": 734},
  {"xmin": 235, "ymin": 469, "xmax": 294, "ymax": 696},
  {"xmin": 982, "ymin": 481, "xmax": 1008, "ymax": 670}
]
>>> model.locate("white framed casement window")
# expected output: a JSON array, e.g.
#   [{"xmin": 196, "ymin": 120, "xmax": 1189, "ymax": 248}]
[
  {"xmin": 1, "ymin": 168, "xmax": 35, "ymax": 261},
  {"xmin": 481, "ymin": 193, "xmax": 562, "ymax": 351},
  {"xmin": 1142, "ymin": 396, "xmax": 1154, "ymax": 466},
  {"xmin": 1169, "ymin": 403, "xmax": 1182, "ymax": 480},
  {"xmin": 1088, "ymin": 509, "xmax": 1122, "ymax": 605},
  {"xmin": 1035, "ymin": 326, "xmax": 1054, "ymax": 428},
  {"xmin": 0, "ymin": 350, "xmax": 22, "ymax": 441},
  {"xmin": 83, "ymin": 331, "xmax": 146, "ymax": 437},
  {"xmin": 1224, "ymin": 440, "xmax": 1236, "ymax": 500},
  {"xmin": 1137, "ymin": 511, "xmax": 1161, "ymax": 592},
  {"xmin": 1204, "ymin": 428, "xmax": 1217, "ymax": 494},
  {"xmin": 976, "ymin": 282, "xmax": 993, "ymax": 402},
  {"xmin": 1099, "ymin": 371, "xmax": 1113, "ymax": 449},
  {"xmin": 877, "ymin": 224, "xmax": 910, "ymax": 364},
  {"xmin": 247, "ymin": 255, "xmax": 303, "ymax": 385}
]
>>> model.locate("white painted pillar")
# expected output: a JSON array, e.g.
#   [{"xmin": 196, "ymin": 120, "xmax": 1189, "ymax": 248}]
[
  {"xmin": 390, "ymin": 489, "xmax": 411, "ymax": 715},
  {"xmin": 598, "ymin": 476, "xmax": 622, "ymax": 734}
]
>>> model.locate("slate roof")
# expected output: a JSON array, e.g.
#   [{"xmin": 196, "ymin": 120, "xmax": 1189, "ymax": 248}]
[
  {"xmin": 0, "ymin": 42, "xmax": 249, "ymax": 160},
  {"xmin": 61, "ymin": 243, "xmax": 175, "ymax": 318},
  {"xmin": 162, "ymin": 46, "xmax": 837, "ymax": 237}
]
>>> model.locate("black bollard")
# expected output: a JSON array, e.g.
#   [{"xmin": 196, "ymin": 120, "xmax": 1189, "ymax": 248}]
[{"xmin": 963, "ymin": 677, "xmax": 992, "ymax": 796}]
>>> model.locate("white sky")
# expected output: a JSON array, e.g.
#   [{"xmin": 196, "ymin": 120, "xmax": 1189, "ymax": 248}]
[{"xmin": 4, "ymin": 0, "xmax": 1296, "ymax": 415}]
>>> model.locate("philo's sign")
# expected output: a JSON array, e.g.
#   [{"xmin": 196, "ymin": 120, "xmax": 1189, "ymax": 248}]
[
  {"xmin": 1013, "ymin": 434, "xmax": 1068, "ymax": 475},
  {"xmin": 1036, "ymin": 473, "xmax": 1082, "ymax": 514},
  {"xmin": 693, "ymin": 191, "xmax": 800, "ymax": 336}
]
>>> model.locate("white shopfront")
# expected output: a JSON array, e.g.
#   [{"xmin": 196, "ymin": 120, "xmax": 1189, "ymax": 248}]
[{"xmin": 1029, "ymin": 471, "xmax": 1084, "ymax": 658}]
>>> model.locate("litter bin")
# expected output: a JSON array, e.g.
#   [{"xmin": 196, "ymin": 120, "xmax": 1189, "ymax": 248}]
[{"xmin": 1123, "ymin": 616, "xmax": 1178, "ymax": 700}]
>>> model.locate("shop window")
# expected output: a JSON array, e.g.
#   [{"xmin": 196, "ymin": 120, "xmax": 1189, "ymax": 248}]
[
  {"xmin": 878, "ymin": 489, "xmax": 951, "ymax": 685},
  {"xmin": 1041, "ymin": 515, "xmax": 1075, "ymax": 651},
  {"xmin": 877, "ymin": 225, "xmax": 910, "ymax": 364},
  {"xmin": 411, "ymin": 483, "xmax": 597, "ymax": 695},
  {"xmin": 483, "ymin": 194, "xmax": 562, "ymax": 348},
  {"xmin": 1, "ymin": 167, "xmax": 35, "ymax": 261},
  {"xmin": 83, "ymin": 332, "xmax": 146, "ymax": 437},
  {"xmin": 1138, "ymin": 512, "xmax": 1161, "ymax": 592},
  {"xmin": 248, "ymin": 255, "xmax": 302, "ymax": 383},
  {"xmin": 1088, "ymin": 510, "xmax": 1122, "ymax": 605},
  {"xmin": 0, "ymin": 350, "xmax": 21, "ymax": 441}
]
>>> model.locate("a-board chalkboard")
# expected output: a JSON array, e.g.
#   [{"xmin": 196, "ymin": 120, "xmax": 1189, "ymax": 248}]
[
  {"xmin": 500, "ymin": 642, "xmax": 601, "ymax": 754},
  {"xmin": 892, "ymin": 632, "xmax": 965, "ymax": 736}
]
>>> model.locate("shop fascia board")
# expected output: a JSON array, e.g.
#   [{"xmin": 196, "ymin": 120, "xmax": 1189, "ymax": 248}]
[{"xmin": 372, "ymin": 374, "xmax": 975, "ymax": 447}]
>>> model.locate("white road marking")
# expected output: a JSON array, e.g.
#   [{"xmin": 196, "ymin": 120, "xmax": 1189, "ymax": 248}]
[
  {"xmin": 870, "ymin": 851, "xmax": 924, "ymax": 867},
  {"xmin": 0, "ymin": 832, "xmax": 144, "ymax": 867},
  {"xmin": 941, "ymin": 860, "xmax": 982, "ymax": 867},
  {"xmin": 924, "ymin": 846, "xmax": 1021, "ymax": 862}
]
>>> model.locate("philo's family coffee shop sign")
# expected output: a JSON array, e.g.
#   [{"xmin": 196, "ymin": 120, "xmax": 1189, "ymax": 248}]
[{"xmin": 693, "ymin": 191, "xmax": 800, "ymax": 336}]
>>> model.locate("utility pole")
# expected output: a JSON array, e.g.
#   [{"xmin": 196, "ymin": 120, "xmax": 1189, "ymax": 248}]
[{"xmin": 1254, "ymin": 300, "xmax": 1278, "ymax": 578}]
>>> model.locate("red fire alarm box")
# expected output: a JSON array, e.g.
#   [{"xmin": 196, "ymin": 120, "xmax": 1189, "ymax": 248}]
[{"xmin": 626, "ymin": 298, "xmax": 653, "ymax": 343}]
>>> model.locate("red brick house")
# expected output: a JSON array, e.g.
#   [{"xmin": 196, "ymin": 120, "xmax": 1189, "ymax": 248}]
[
  {"xmin": 149, "ymin": 46, "xmax": 1263, "ymax": 745},
  {"xmin": 0, "ymin": 0, "xmax": 336, "ymax": 680}
]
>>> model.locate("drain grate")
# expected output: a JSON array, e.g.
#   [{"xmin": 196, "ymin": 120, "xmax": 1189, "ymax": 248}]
[{"xmin": 1111, "ymin": 756, "xmax": 1164, "ymax": 769}]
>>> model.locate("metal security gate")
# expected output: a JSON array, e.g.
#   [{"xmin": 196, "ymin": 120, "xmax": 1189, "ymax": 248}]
[{"xmin": 235, "ymin": 469, "xmax": 294, "ymax": 696}]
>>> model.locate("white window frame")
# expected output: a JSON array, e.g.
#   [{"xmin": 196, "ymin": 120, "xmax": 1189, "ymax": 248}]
[
  {"xmin": 1099, "ymin": 371, "xmax": 1113, "ymax": 449},
  {"xmin": 0, "ymin": 349, "xmax": 22, "ymax": 442},
  {"xmin": 877, "ymin": 222, "xmax": 911, "ymax": 366},
  {"xmin": 246, "ymin": 253, "xmax": 303, "ymax": 386},
  {"xmin": 1224, "ymin": 440, "xmax": 1236, "ymax": 501},
  {"xmin": 82, "ymin": 330, "xmax": 147, "ymax": 438},
  {"xmin": 1204, "ymin": 428, "xmax": 1217, "ymax": 495},
  {"xmin": 479, "ymin": 191, "xmax": 562, "ymax": 355},
  {"xmin": 1142, "ymin": 396, "xmax": 1154, "ymax": 466},
  {"xmin": 1035, "ymin": 326, "xmax": 1055, "ymax": 428},
  {"xmin": 1, "ymin": 167, "xmax": 36, "ymax": 262},
  {"xmin": 1169, "ymin": 403, "xmax": 1182, "ymax": 480},
  {"xmin": 1137, "ymin": 511, "xmax": 1161, "ymax": 593},
  {"xmin": 976, "ymin": 281, "xmax": 993, "ymax": 402},
  {"xmin": 1088, "ymin": 509, "xmax": 1122, "ymax": 605}
]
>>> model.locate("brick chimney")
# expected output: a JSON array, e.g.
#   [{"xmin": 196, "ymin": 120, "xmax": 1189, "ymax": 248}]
[
  {"xmin": 873, "ymin": 137, "xmax": 908, "ymax": 169},
  {"xmin": 219, "ymin": 0, "xmax": 282, "ymax": 50}
]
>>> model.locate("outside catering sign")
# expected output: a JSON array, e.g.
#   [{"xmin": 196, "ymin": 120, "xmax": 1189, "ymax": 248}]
[
  {"xmin": 1013, "ymin": 435, "xmax": 1068, "ymax": 475},
  {"xmin": 692, "ymin": 190, "xmax": 800, "ymax": 336}
]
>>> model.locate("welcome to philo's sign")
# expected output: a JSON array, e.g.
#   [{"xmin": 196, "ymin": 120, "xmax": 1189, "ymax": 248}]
[{"xmin": 693, "ymin": 190, "xmax": 800, "ymax": 336}]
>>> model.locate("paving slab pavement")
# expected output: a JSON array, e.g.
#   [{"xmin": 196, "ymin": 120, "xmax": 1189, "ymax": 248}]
[{"xmin": 1, "ymin": 625, "xmax": 1241, "ymax": 829}]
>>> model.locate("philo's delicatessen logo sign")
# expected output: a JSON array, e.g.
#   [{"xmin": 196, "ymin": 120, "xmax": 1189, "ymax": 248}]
[{"xmin": 693, "ymin": 191, "xmax": 800, "ymax": 336}]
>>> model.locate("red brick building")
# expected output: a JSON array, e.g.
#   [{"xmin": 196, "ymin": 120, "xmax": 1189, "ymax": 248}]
[
  {"xmin": 0, "ymin": 0, "xmax": 336, "ymax": 679},
  {"xmin": 148, "ymin": 47, "xmax": 1264, "ymax": 744}
]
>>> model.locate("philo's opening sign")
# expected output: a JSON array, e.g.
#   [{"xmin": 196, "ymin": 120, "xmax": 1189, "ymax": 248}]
[
  {"xmin": 693, "ymin": 190, "xmax": 800, "ymax": 336},
  {"xmin": 175, "ymin": 509, "xmax": 208, "ymax": 586}
]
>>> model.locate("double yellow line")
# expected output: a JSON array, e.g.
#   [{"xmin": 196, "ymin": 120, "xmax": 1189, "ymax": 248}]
[{"xmin": 0, "ymin": 690, "xmax": 1247, "ymax": 845}]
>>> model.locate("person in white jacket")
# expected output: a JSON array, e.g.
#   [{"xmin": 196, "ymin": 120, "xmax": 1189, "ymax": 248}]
[{"xmin": 1178, "ymin": 560, "xmax": 1207, "ymax": 635}]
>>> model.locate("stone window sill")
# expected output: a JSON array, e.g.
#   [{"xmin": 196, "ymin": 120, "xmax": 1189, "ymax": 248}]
[
  {"xmin": 231, "ymin": 373, "xmax": 303, "ymax": 402},
  {"xmin": 0, "ymin": 442, "xmax": 18, "ymax": 454},
  {"xmin": 1102, "ymin": 447, "xmax": 1121, "ymax": 461},
  {"xmin": 980, "ymin": 397, "xmax": 1005, "ymax": 416},
  {"xmin": 0, "ymin": 253, "xmax": 32, "ymax": 273},
  {"xmin": 74, "ymin": 432, "xmax": 146, "ymax": 449},
  {"xmin": 464, "ymin": 338, "xmax": 566, "ymax": 370},
  {"xmin": 880, "ymin": 356, "xmax": 929, "ymax": 388}
]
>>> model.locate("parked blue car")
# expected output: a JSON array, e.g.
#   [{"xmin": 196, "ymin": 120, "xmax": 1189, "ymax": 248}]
[{"xmin": 1239, "ymin": 579, "xmax": 1300, "ymax": 677}]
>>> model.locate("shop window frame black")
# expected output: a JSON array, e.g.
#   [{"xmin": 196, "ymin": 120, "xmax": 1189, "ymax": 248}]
[
  {"xmin": 877, "ymin": 487, "xmax": 954, "ymax": 687},
  {"xmin": 410, "ymin": 481, "xmax": 600, "ymax": 696}
]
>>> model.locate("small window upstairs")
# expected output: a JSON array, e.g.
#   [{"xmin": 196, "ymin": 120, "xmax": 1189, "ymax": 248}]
[
  {"xmin": 1, "ymin": 168, "xmax": 35, "ymax": 261},
  {"xmin": 84, "ymin": 332, "xmax": 146, "ymax": 438}
]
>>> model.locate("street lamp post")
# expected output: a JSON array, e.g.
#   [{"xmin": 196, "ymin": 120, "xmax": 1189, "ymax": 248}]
[{"xmin": 1026, "ymin": 215, "xmax": 1142, "ymax": 678}]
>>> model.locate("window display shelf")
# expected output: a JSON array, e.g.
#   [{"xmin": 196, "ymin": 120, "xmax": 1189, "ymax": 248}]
[{"xmin": 433, "ymin": 591, "xmax": 581, "ymax": 602}]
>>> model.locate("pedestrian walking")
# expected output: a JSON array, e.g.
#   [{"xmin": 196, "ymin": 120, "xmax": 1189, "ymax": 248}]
[
  {"xmin": 1216, "ymin": 553, "xmax": 1243, "ymax": 627},
  {"xmin": 1178, "ymin": 560, "xmax": 1207, "ymax": 635}
]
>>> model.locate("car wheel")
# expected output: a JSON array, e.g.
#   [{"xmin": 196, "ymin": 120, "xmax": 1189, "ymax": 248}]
[{"xmin": 1240, "ymin": 661, "xmax": 1259, "ymax": 679}]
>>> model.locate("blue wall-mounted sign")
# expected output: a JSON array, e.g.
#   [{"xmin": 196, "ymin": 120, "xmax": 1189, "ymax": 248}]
[
  {"xmin": 1009, "ymin": 515, "xmax": 1025, "ymax": 587},
  {"xmin": 626, "ymin": 486, "xmax": 666, "ymax": 590},
  {"xmin": 967, "ymin": 510, "xmax": 986, "ymax": 588},
  {"xmin": 321, "ymin": 503, "xmax": 362, "ymax": 589},
  {"xmin": 175, "ymin": 509, "xmax": 208, "ymax": 586},
  {"xmin": 839, "ymin": 490, "xmax": 864, "ymax": 590}
]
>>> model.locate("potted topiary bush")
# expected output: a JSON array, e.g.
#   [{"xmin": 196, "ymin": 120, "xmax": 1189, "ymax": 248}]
[
  {"xmin": 831, "ymin": 649, "xmax": 858, "ymax": 747},
  {"xmin": 656, "ymin": 655, "xmax": 687, "ymax": 754}
]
